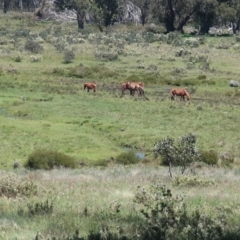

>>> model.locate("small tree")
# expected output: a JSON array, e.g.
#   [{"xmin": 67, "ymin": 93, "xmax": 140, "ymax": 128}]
[
  {"xmin": 154, "ymin": 137, "xmax": 176, "ymax": 178},
  {"xmin": 154, "ymin": 133, "xmax": 200, "ymax": 178}
]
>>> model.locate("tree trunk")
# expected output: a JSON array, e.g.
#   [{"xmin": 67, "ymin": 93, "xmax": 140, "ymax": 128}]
[
  {"xmin": 19, "ymin": 0, "xmax": 23, "ymax": 10},
  {"xmin": 199, "ymin": 19, "xmax": 213, "ymax": 35},
  {"xmin": 176, "ymin": 9, "xmax": 196, "ymax": 32},
  {"xmin": 164, "ymin": 0, "xmax": 175, "ymax": 33},
  {"xmin": 77, "ymin": 10, "xmax": 84, "ymax": 29},
  {"xmin": 3, "ymin": 0, "xmax": 10, "ymax": 14},
  {"xmin": 140, "ymin": 10, "xmax": 146, "ymax": 26},
  {"xmin": 168, "ymin": 161, "xmax": 173, "ymax": 178}
]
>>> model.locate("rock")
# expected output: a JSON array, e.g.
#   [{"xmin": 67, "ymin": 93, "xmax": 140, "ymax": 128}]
[{"xmin": 229, "ymin": 80, "xmax": 239, "ymax": 87}]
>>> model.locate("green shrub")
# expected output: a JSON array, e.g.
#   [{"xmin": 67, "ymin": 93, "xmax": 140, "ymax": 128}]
[
  {"xmin": 52, "ymin": 67, "xmax": 65, "ymax": 75},
  {"xmin": 134, "ymin": 184, "xmax": 226, "ymax": 240},
  {"xmin": 13, "ymin": 54, "xmax": 22, "ymax": 62},
  {"xmin": 24, "ymin": 39, "xmax": 43, "ymax": 53},
  {"xmin": 116, "ymin": 150, "xmax": 140, "ymax": 165},
  {"xmin": 94, "ymin": 45, "xmax": 118, "ymax": 61},
  {"xmin": 200, "ymin": 150, "xmax": 218, "ymax": 165},
  {"xmin": 63, "ymin": 50, "xmax": 75, "ymax": 64},
  {"xmin": 25, "ymin": 149, "xmax": 76, "ymax": 170},
  {"xmin": 172, "ymin": 175, "xmax": 216, "ymax": 187},
  {"xmin": 27, "ymin": 199, "xmax": 53, "ymax": 216}
]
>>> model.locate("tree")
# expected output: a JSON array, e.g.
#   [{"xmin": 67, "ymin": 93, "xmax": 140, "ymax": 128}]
[
  {"xmin": 90, "ymin": 0, "xmax": 118, "ymax": 32},
  {"xmin": 154, "ymin": 133, "xmax": 200, "ymax": 178},
  {"xmin": 2, "ymin": 0, "xmax": 11, "ymax": 13},
  {"xmin": 151, "ymin": 0, "xmax": 198, "ymax": 33},
  {"xmin": 194, "ymin": 0, "xmax": 219, "ymax": 34},
  {"xmin": 54, "ymin": 0, "xmax": 90, "ymax": 29},
  {"xmin": 131, "ymin": 0, "xmax": 151, "ymax": 26}
]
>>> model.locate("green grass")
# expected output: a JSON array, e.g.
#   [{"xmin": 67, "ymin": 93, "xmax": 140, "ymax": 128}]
[{"xmin": 1, "ymin": 12, "xmax": 240, "ymax": 239}]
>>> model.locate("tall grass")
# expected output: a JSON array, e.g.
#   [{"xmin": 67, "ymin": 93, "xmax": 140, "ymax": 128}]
[{"xmin": 1, "ymin": 166, "xmax": 240, "ymax": 238}]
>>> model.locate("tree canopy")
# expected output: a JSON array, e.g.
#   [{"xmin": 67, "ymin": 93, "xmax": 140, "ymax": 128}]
[{"xmin": 3, "ymin": 0, "xmax": 240, "ymax": 34}]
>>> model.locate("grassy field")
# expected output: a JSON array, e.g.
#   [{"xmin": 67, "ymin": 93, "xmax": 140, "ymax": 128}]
[{"xmin": 1, "ymin": 11, "xmax": 240, "ymax": 239}]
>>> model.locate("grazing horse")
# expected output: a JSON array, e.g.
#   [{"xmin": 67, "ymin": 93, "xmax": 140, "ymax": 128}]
[
  {"xmin": 84, "ymin": 83, "xmax": 97, "ymax": 92},
  {"xmin": 121, "ymin": 81, "xmax": 144, "ymax": 96},
  {"xmin": 126, "ymin": 82, "xmax": 145, "ymax": 96},
  {"xmin": 170, "ymin": 88, "xmax": 190, "ymax": 101}
]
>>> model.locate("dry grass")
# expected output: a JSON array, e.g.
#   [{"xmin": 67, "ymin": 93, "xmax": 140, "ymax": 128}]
[{"xmin": 1, "ymin": 165, "xmax": 240, "ymax": 238}]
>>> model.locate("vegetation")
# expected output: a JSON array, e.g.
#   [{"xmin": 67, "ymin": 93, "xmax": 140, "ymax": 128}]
[
  {"xmin": 116, "ymin": 150, "xmax": 140, "ymax": 165},
  {"xmin": 154, "ymin": 134, "xmax": 201, "ymax": 177},
  {"xmin": 25, "ymin": 149, "xmax": 77, "ymax": 170},
  {"xmin": 0, "ymin": 11, "xmax": 240, "ymax": 239}
]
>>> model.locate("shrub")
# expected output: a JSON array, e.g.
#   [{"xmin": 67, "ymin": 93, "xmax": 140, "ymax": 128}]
[
  {"xmin": 25, "ymin": 149, "xmax": 76, "ymax": 170},
  {"xmin": 24, "ymin": 39, "xmax": 43, "ymax": 53},
  {"xmin": 27, "ymin": 199, "xmax": 53, "ymax": 216},
  {"xmin": 63, "ymin": 50, "xmax": 75, "ymax": 64},
  {"xmin": 13, "ymin": 54, "xmax": 22, "ymax": 62},
  {"xmin": 172, "ymin": 175, "xmax": 216, "ymax": 187},
  {"xmin": 134, "ymin": 184, "xmax": 226, "ymax": 240},
  {"xmin": 200, "ymin": 150, "xmax": 218, "ymax": 165},
  {"xmin": 52, "ymin": 67, "xmax": 65, "ymax": 75},
  {"xmin": 94, "ymin": 45, "xmax": 118, "ymax": 61},
  {"xmin": 30, "ymin": 55, "xmax": 42, "ymax": 62},
  {"xmin": 0, "ymin": 173, "xmax": 38, "ymax": 198},
  {"xmin": 0, "ymin": 37, "xmax": 8, "ymax": 45},
  {"xmin": 116, "ymin": 150, "xmax": 140, "ymax": 165}
]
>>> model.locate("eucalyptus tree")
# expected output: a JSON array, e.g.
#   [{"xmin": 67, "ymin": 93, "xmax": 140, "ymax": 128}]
[
  {"xmin": 2, "ymin": 0, "xmax": 11, "ymax": 13},
  {"xmin": 151, "ymin": 0, "xmax": 199, "ymax": 33},
  {"xmin": 217, "ymin": 0, "xmax": 240, "ymax": 33},
  {"xmin": 54, "ymin": 0, "xmax": 90, "ymax": 29},
  {"xmin": 193, "ymin": 0, "xmax": 219, "ymax": 34},
  {"xmin": 90, "ymin": 0, "xmax": 118, "ymax": 32},
  {"xmin": 130, "ymin": 0, "xmax": 152, "ymax": 25}
]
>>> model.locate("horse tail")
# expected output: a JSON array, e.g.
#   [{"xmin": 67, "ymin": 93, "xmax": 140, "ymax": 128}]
[
  {"xmin": 84, "ymin": 83, "xmax": 86, "ymax": 89},
  {"xmin": 121, "ymin": 82, "xmax": 127, "ymax": 95},
  {"xmin": 170, "ymin": 89, "xmax": 175, "ymax": 100},
  {"xmin": 185, "ymin": 90, "xmax": 190, "ymax": 100},
  {"xmin": 140, "ymin": 86, "xmax": 145, "ymax": 96}
]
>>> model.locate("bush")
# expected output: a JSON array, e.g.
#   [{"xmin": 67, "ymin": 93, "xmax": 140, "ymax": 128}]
[
  {"xmin": 0, "ymin": 173, "xmax": 38, "ymax": 198},
  {"xmin": 13, "ymin": 54, "xmax": 22, "ymax": 62},
  {"xmin": 172, "ymin": 175, "xmax": 216, "ymax": 187},
  {"xmin": 200, "ymin": 150, "xmax": 218, "ymax": 165},
  {"xmin": 94, "ymin": 45, "xmax": 118, "ymax": 61},
  {"xmin": 63, "ymin": 50, "xmax": 75, "ymax": 64},
  {"xmin": 30, "ymin": 55, "xmax": 42, "ymax": 62},
  {"xmin": 116, "ymin": 150, "xmax": 140, "ymax": 165},
  {"xmin": 134, "ymin": 184, "xmax": 226, "ymax": 240},
  {"xmin": 24, "ymin": 39, "xmax": 43, "ymax": 53},
  {"xmin": 25, "ymin": 149, "xmax": 76, "ymax": 170}
]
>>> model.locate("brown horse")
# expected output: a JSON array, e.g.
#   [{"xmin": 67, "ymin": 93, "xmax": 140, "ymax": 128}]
[
  {"xmin": 121, "ymin": 81, "xmax": 144, "ymax": 96},
  {"xmin": 126, "ymin": 82, "xmax": 145, "ymax": 96},
  {"xmin": 170, "ymin": 88, "xmax": 190, "ymax": 101},
  {"xmin": 84, "ymin": 83, "xmax": 97, "ymax": 92}
]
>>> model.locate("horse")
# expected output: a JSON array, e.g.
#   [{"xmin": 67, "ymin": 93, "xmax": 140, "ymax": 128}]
[
  {"xmin": 121, "ymin": 81, "xmax": 144, "ymax": 96},
  {"xmin": 126, "ymin": 82, "xmax": 145, "ymax": 97},
  {"xmin": 84, "ymin": 83, "xmax": 97, "ymax": 92},
  {"xmin": 170, "ymin": 88, "xmax": 190, "ymax": 101}
]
